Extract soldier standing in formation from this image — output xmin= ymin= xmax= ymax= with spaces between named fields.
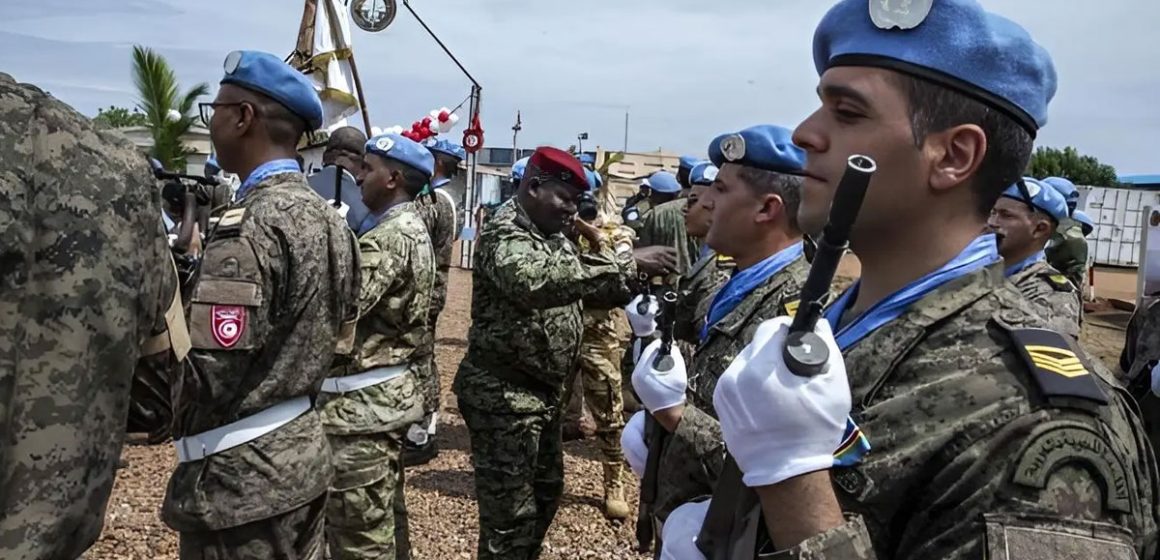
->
xmin=666 ymin=1 xmax=1160 ymax=558
xmin=407 ymin=138 xmax=465 ymax=465
xmin=988 ymin=178 xmax=1081 ymax=339
xmin=317 ymin=133 xmax=434 ymax=560
xmin=0 ymin=72 xmax=187 ymax=560
xmin=307 ymin=125 xmax=370 ymax=231
xmin=674 ymin=161 xmax=733 ymax=352
xmin=162 ymin=50 xmax=359 ymax=559
xmin=453 ymin=147 xmax=675 ymax=559
xmin=626 ymin=125 xmax=814 ymax=522
xmin=1043 ymin=175 xmax=1093 ymax=294
xmin=635 ymin=170 xmax=699 ymax=274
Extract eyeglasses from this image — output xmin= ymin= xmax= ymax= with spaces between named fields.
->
xmin=198 ymin=102 xmax=247 ymax=127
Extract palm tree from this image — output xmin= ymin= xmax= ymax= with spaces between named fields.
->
xmin=131 ymin=45 xmax=209 ymax=171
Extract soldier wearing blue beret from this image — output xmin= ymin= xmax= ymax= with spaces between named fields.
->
xmin=677 ymin=155 xmax=701 ymax=190
xmin=317 ymin=132 xmax=435 ymax=559
xmin=673 ymin=161 xmax=730 ymax=349
xmin=404 ymin=137 xmax=466 ymax=468
xmin=164 ymin=50 xmax=360 ymax=559
xmin=635 ymin=170 xmax=698 ymax=275
xmin=989 ymin=178 xmax=1081 ymax=339
xmin=675 ymin=2 xmax=1159 ymax=559
xmin=626 ymin=125 xmax=816 ymax=533
xmin=1041 ymin=176 xmax=1093 ymax=293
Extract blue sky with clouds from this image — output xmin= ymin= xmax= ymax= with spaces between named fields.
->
xmin=2 ymin=0 xmax=1157 ymax=174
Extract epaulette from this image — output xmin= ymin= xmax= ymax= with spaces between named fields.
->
xmin=1041 ymin=272 xmax=1074 ymax=292
xmin=211 ymin=207 xmax=247 ymax=239
xmin=1007 ymin=327 xmax=1108 ymax=408
xmin=715 ymin=254 xmax=736 ymax=268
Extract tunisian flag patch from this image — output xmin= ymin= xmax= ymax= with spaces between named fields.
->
xmin=211 ymin=305 xmax=246 ymax=348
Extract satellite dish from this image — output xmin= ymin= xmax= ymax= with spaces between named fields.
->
xmin=351 ymin=0 xmax=398 ymax=32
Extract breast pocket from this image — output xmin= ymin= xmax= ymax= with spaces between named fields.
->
xmin=189 ymin=238 xmax=265 ymax=351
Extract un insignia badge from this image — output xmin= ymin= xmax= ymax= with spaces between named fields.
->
xmin=376 ymin=136 xmax=395 ymax=153
xmin=703 ymin=166 xmax=719 ymax=182
xmin=223 ymin=51 xmax=242 ymax=74
xmin=721 ymin=134 xmax=746 ymax=162
xmin=869 ymin=0 xmax=933 ymax=30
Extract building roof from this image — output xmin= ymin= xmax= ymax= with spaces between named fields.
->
xmin=1119 ymin=174 xmax=1160 ymax=186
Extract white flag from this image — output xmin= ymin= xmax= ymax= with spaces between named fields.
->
xmin=291 ymin=0 xmax=360 ymax=131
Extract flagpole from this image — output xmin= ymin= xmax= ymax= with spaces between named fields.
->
xmin=346 ymin=52 xmax=373 ymax=137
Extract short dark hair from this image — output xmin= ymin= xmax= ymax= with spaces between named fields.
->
xmin=736 ymin=166 xmax=804 ymax=233
xmin=433 ymin=152 xmax=460 ymax=178
xmin=327 ymin=126 xmax=367 ymax=155
xmin=890 ymin=73 xmax=1034 ymax=218
xmin=248 ymin=93 xmax=308 ymax=148
xmin=383 ymin=159 xmax=429 ymax=198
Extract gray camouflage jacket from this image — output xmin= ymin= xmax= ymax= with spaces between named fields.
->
xmin=1009 ymin=258 xmax=1081 ymax=340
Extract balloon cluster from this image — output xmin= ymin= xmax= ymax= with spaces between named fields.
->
xmin=372 ymin=107 xmax=461 ymax=142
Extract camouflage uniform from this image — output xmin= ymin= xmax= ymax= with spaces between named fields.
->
xmin=1046 ymin=218 xmax=1088 ymax=294
xmin=1121 ymin=298 xmax=1160 ymax=472
xmin=319 ymin=201 xmax=433 ymax=560
xmin=0 ymin=74 xmax=186 ymax=560
xmin=654 ymin=255 xmax=808 ymax=520
xmin=674 ymin=249 xmax=735 ymax=351
xmin=563 ymin=220 xmax=636 ymax=512
xmin=415 ymin=183 xmax=457 ymax=434
xmin=1008 ymin=259 xmax=1081 ymax=340
xmin=162 ymin=171 xmax=359 ymax=559
xmin=453 ymin=199 xmax=636 ymax=560
xmin=636 ymin=198 xmax=699 ymax=275
xmin=706 ymin=265 xmax=1160 ymax=559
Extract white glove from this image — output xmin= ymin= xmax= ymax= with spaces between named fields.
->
xmin=631 ymin=338 xmax=645 ymax=365
xmin=713 ymin=316 xmax=851 ymax=487
xmin=660 ymin=500 xmax=710 ymax=560
xmin=327 ymin=200 xmax=351 ymax=218
xmin=626 ymin=294 xmax=660 ymax=337
xmin=1151 ymin=363 xmax=1160 ymax=397
xmin=622 ymin=411 xmax=649 ymax=478
xmin=632 ymin=339 xmax=687 ymax=413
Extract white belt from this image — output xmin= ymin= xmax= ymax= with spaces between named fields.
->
xmin=174 ymin=396 xmax=312 ymax=463
xmin=319 ymin=364 xmax=408 ymax=394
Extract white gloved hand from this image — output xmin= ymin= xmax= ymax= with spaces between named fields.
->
xmin=713 ymin=316 xmax=851 ymax=487
xmin=631 ymin=337 xmax=646 ymax=365
xmin=660 ymin=500 xmax=710 ymax=560
xmin=621 ymin=411 xmax=649 ymax=478
xmin=1151 ymin=363 xmax=1160 ymax=397
xmin=632 ymin=339 xmax=687 ymax=413
xmin=626 ymin=294 xmax=660 ymax=337
xmin=327 ymin=200 xmax=351 ymax=218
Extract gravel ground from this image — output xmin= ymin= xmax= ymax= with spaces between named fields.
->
xmin=87 ymin=268 xmax=1131 ymax=559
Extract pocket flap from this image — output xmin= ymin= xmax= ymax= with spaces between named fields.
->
xmin=193 ymin=280 xmax=263 ymax=307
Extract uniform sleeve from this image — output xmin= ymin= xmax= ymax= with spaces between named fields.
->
xmin=487 ymin=231 xmax=632 ymax=309
xmin=769 ymin=406 xmax=1154 ymax=560
xmin=657 ymin=403 xmax=728 ymax=519
xmin=357 ymin=232 xmax=406 ymax=316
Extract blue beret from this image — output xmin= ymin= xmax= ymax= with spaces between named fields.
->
xmin=584 ymin=169 xmax=603 ymax=191
xmin=220 ymin=50 xmax=323 ymax=130
xmin=578 ymin=153 xmax=596 ymax=166
xmin=365 ymin=133 xmax=434 ymax=177
xmin=813 ymin=0 xmax=1056 ymax=134
xmin=1072 ymin=210 xmax=1094 ymax=237
xmin=708 ymin=124 xmax=806 ymax=176
xmin=425 ymin=138 xmax=466 ymax=161
xmin=205 ymin=156 xmax=220 ymax=173
xmin=1041 ymin=176 xmax=1079 ymax=211
xmin=512 ymin=157 xmax=529 ymax=182
xmin=689 ymin=162 xmax=719 ymax=186
xmin=648 ymin=171 xmax=681 ymax=193
xmin=678 ymin=156 xmax=701 ymax=173
xmin=1001 ymin=177 xmax=1068 ymax=223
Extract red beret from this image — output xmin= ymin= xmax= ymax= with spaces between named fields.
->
xmin=528 ymin=146 xmax=589 ymax=191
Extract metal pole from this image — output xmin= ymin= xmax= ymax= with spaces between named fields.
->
xmin=346 ymin=54 xmax=374 ymax=137
xmin=402 ymin=0 xmax=480 ymax=88
xmin=624 ymin=110 xmax=630 ymax=153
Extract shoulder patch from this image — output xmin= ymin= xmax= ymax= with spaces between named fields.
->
xmin=1044 ymin=273 xmax=1074 ymax=292
xmin=783 ymin=299 xmax=800 ymax=318
xmin=211 ymin=207 xmax=247 ymax=239
xmin=1010 ymin=421 xmax=1131 ymax=513
xmin=715 ymin=254 xmax=735 ymax=268
xmin=1008 ymin=328 xmax=1107 ymax=406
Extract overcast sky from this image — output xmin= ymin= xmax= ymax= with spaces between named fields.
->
xmin=1 ymin=0 xmax=1156 ymax=174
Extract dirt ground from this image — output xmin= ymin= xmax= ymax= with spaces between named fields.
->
xmin=87 ymin=267 xmax=1133 ymax=559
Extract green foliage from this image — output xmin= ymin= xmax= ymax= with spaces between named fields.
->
xmin=92 ymin=105 xmax=148 ymax=128
xmin=131 ymin=45 xmax=210 ymax=171
xmin=1026 ymin=146 xmax=1119 ymax=187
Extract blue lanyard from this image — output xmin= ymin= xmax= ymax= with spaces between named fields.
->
xmin=357 ymin=201 xmax=406 ymax=236
xmin=236 ymin=159 xmax=301 ymax=200
xmin=823 ymin=234 xmax=1000 ymax=350
xmin=701 ymin=242 xmax=803 ymax=342
xmin=1004 ymin=250 xmax=1045 ymax=277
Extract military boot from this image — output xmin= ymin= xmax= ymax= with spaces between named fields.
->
xmin=602 ymin=462 xmax=630 ymax=520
